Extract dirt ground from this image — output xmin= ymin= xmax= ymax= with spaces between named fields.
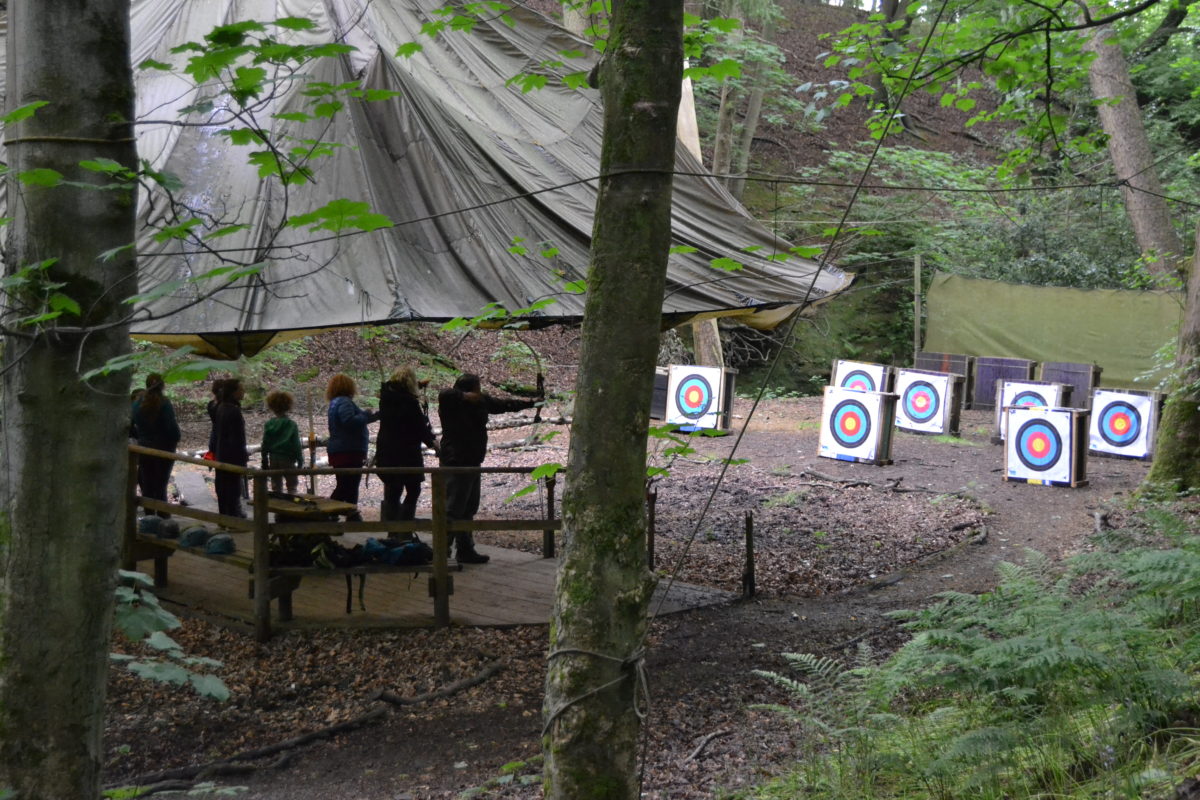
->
xmin=105 ymin=383 xmax=1151 ymax=799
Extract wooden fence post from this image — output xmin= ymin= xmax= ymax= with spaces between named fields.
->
xmin=646 ymin=487 xmax=657 ymax=570
xmin=742 ymin=510 xmax=756 ymax=599
xmin=542 ymin=475 xmax=557 ymax=558
xmin=430 ymin=471 xmax=450 ymax=626
xmin=122 ymin=450 xmax=139 ymax=572
xmin=252 ymin=472 xmax=271 ymax=642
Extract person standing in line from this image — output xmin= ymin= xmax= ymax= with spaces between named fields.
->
xmin=205 ymin=377 xmax=227 ymax=458
xmin=131 ymin=373 xmax=181 ymax=512
xmin=325 ymin=373 xmax=378 ymax=521
xmin=213 ymin=378 xmax=248 ymax=518
xmin=437 ymin=373 xmax=540 ymax=564
xmin=261 ymin=390 xmax=304 ymax=494
xmin=376 ymin=367 xmax=439 ymax=536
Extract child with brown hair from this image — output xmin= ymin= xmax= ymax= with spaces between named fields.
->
xmin=262 ymin=390 xmax=304 ymax=494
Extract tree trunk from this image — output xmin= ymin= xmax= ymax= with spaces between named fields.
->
xmin=542 ymin=2 xmax=683 ymax=798
xmin=1085 ymin=23 xmax=1186 ymax=279
xmin=709 ymin=0 xmax=740 ymax=186
xmin=1146 ymin=224 xmax=1200 ymax=493
xmin=729 ymin=76 xmax=764 ymax=200
xmin=0 ymin=2 xmax=138 ymax=798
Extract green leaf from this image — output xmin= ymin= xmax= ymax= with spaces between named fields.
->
xmin=562 ymin=71 xmax=590 ymax=90
xmin=48 ymin=293 xmax=80 ymax=316
xmin=273 ymin=111 xmax=312 ymax=123
xmin=145 ymin=631 xmax=183 ymax=654
xmin=396 ymin=41 xmax=424 ymax=58
xmin=128 ymin=660 xmax=190 ymax=686
xmin=231 ymin=66 xmax=267 ymax=102
xmin=954 ymin=97 xmax=976 ymax=112
xmin=563 ymin=280 xmax=587 ymax=294
xmin=202 ymin=224 xmax=252 ymax=240
xmin=708 ymin=58 xmax=741 ymax=81
xmin=272 ymin=16 xmax=317 ymax=31
xmin=287 ymin=198 xmax=393 ymax=233
xmin=221 ymin=127 xmax=265 ymax=146
xmin=363 ymin=89 xmax=403 ymax=102
xmin=790 ymin=245 xmax=824 ymax=259
xmin=710 ymin=257 xmax=743 ymax=272
xmin=189 ymin=673 xmax=231 ymax=702
xmin=163 ymin=358 xmax=237 ymax=383
xmin=670 ymin=245 xmax=699 ymax=254
xmin=18 ymin=168 xmax=63 ymax=187
xmin=79 ymin=158 xmax=129 ymax=175
xmin=313 ymin=100 xmax=344 ymax=118
xmin=2 ymin=100 xmax=49 ymax=125
xmin=531 ymin=463 xmax=562 ymax=480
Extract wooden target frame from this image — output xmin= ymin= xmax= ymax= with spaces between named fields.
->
xmin=894 ymin=368 xmax=963 ymax=435
xmin=818 ymin=386 xmax=898 ymax=465
xmin=992 ymin=380 xmax=1072 ymax=443
xmin=1089 ymin=388 xmax=1160 ymax=460
xmin=1003 ymin=406 xmax=1089 ymax=487
xmin=831 ymin=359 xmax=895 ymax=394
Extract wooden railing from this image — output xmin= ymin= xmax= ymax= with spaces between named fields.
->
xmin=123 ymin=445 xmax=560 ymax=640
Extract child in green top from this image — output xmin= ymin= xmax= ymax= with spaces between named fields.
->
xmin=262 ymin=390 xmax=304 ymax=493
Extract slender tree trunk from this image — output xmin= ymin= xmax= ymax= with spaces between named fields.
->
xmin=542 ymin=2 xmax=683 ymax=798
xmin=0 ymin=2 xmax=138 ymax=797
xmin=729 ymin=73 xmax=764 ymax=200
xmin=1146 ymin=224 xmax=1200 ymax=493
xmin=1085 ymin=23 xmax=1186 ymax=279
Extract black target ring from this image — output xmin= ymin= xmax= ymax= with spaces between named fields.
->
xmin=840 ymin=369 xmax=877 ymax=392
xmin=1098 ymin=401 xmax=1142 ymax=447
xmin=674 ymin=374 xmax=714 ymax=420
xmin=901 ymin=380 xmax=940 ymax=424
xmin=830 ymin=398 xmax=872 ymax=449
xmin=1014 ymin=418 xmax=1063 ymax=472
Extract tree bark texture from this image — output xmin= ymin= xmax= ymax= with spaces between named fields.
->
xmin=1085 ymin=24 xmax=1186 ymax=279
xmin=1146 ymin=223 xmax=1200 ymax=493
xmin=542 ymin=2 xmax=683 ymax=798
xmin=0 ymin=1 xmax=137 ymax=797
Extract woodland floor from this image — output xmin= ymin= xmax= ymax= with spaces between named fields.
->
xmin=103 ymin=327 xmax=1155 ymax=799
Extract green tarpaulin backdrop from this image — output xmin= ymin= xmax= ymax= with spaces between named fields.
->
xmin=923 ymin=272 xmax=1183 ymax=388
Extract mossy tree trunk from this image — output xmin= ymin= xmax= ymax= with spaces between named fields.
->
xmin=542 ymin=2 xmax=683 ymax=798
xmin=0 ymin=1 xmax=137 ymax=797
xmin=1146 ymin=224 xmax=1200 ymax=493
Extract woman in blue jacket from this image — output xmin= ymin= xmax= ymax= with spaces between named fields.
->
xmin=326 ymin=373 xmax=378 ymax=518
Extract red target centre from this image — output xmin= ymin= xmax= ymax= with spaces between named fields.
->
xmin=913 ymin=395 xmax=930 ymax=411
xmin=685 ymin=387 xmax=703 ymax=407
xmin=841 ymin=416 xmax=860 ymax=433
xmin=1029 ymin=434 xmax=1049 ymax=455
xmin=1111 ymin=415 xmax=1130 ymax=433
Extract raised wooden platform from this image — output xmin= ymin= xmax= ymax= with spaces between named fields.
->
xmin=151 ymin=467 xmax=733 ymax=632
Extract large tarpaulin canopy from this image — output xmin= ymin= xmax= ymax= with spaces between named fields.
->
xmin=923 ymin=272 xmax=1183 ymax=387
xmin=0 ymin=0 xmax=849 ymax=358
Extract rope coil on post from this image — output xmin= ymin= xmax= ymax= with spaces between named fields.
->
xmin=542 ymin=647 xmax=650 ymax=736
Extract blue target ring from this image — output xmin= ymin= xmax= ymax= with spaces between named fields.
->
xmin=1011 ymin=390 xmax=1048 ymax=408
xmin=1098 ymin=401 xmax=1141 ymax=447
xmin=674 ymin=374 xmax=714 ymax=420
xmin=1015 ymin=419 xmax=1062 ymax=472
xmin=901 ymin=380 xmax=940 ymax=424
xmin=831 ymin=399 xmax=871 ymax=448
xmin=840 ymin=369 xmax=877 ymax=392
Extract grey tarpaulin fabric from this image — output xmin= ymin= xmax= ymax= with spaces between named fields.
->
xmin=0 ymin=1 xmax=849 ymax=358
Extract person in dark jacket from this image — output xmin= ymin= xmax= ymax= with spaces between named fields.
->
xmin=437 ymin=373 xmax=539 ymax=563
xmin=213 ymin=378 xmax=248 ymax=518
xmin=205 ymin=377 xmax=228 ymax=457
xmin=376 ymin=367 xmax=439 ymax=531
xmin=326 ymin=373 xmax=378 ymax=518
xmin=131 ymin=373 xmax=181 ymax=511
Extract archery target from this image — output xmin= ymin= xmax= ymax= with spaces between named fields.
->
xmin=1090 ymin=389 xmax=1156 ymax=458
xmin=894 ymin=369 xmax=954 ymax=433
xmin=1005 ymin=406 xmax=1074 ymax=484
xmin=995 ymin=381 xmax=1070 ymax=441
xmin=833 ymin=360 xmax=891 ymax=394
xmin=819 ymin=386 xmax=896 ymax=463
xmin=666 ymin=365 xmax=725 ymax=429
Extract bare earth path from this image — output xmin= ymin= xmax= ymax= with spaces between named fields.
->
xmin=106 ymin=397 xmax=1149 ymax=799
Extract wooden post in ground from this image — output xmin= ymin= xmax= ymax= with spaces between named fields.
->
xmin=646 ymin=487 xmax=658 ymax=570
xmin=122 ymin=451 xmax=140 ymax=572
xmin=543 ymin=475 xmax=557 ymax=558
xmin=430 ymin=472 xmax=450 ymax=626
xmin=913 ymin=253 xmax=922 ymax=363
xmin=252 ymin=472 xmax=271 ymax=642
xmin=742 ymin=510 xmax=755 ymax=599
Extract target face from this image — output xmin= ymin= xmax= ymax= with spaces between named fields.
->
xmin=1089 ymin=389 xmax=1157 ymax=458
xmin=674 ymin=375 xmax=713 ymax=420
xmin=833 ymin=360 xmax=891 ymax=394
xmin=1011 ymin=390 xmax=1048 ymax=408
xmin=665 ymin=365 xmax=726 ymax=429
xmin=831 ymin=399 xmax=872 ymax=448
xmin=1097 ymin=401 xmax=1141 ymax=447
xmin=840 ymin=370 xmax=877 ymax=392
xmin=1005 ymin=406 xmax=1076 ymax=484
xmin=819 ymin=385 xmax=896 ymax=463
xmin=901 ymin=380 xmax=940 ymax=424
xmin=1014 ymin=419 xmax=1063 ymax=471
xmin=996 ymin=381 xmax=1069 ymax=441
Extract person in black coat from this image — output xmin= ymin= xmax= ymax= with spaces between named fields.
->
xmin=376 ymin=367 xmax=439 ymax=532
xmin=131 ymin=373 xmax=181 ymax=511
xmin=212 ymin=378 xmax=248 ymax=518
xmin=437 ymin=373 xmax=539 ymax=563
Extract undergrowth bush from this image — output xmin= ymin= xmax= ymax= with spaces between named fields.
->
xmin=751 ymin=503 xmax=1200 ymax=799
